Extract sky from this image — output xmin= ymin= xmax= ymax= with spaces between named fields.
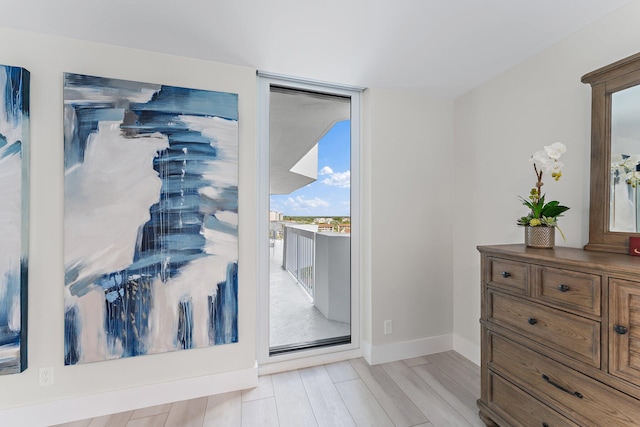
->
xmin=270 ymin=119 xmax=350 ymax=217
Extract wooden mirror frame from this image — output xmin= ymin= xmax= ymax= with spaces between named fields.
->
xmin=583 ymin=52 xmax=640 ymax=253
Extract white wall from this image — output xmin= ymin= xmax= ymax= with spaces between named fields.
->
xmin=0 ymin=27 xmax=257 ymax=420
xmin=452 ymin=0 xmax=640 ymax=364
xmin=366 ymin=88 xmax=455 ymax=363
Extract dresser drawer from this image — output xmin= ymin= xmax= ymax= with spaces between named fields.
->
xmin=490 ymin=332 xmax=640 ymax=426
xmin=536 ymin=266 xmax=601 ymax=316
xmin=488 ymin=371 xmax=579 ymax=427
xmin=489 ymin=291 xmax=600 ymax=367
xmin=489 ymin=258 xmax=528 ymax=294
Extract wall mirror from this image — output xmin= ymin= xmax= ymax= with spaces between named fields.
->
xmin=583 ymin=52 xmax=640 ymax=253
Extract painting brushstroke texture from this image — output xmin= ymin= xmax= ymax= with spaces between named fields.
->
xmin=63 ymin=73 xmax=238 ymax=364
xmin=0 ymin=65 xmax=29 ymax=375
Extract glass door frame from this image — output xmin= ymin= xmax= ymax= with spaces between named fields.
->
xmin=257 ymin=72 xmax=362 ymax=366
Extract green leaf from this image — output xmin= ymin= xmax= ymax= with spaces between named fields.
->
xmin=541 ymin=203 xmax=570 ymax=218
xmin=519 ymin=197 xmax=534 ymax=210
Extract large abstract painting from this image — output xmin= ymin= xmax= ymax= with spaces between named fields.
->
xmin=63 ymin=73 xmax=238 ymax=365
xmin=0 ymin=65 xmax=29 ymax=375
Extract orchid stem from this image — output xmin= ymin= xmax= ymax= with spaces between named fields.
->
xmin=534 ymin=164 xmax=543 ymax=203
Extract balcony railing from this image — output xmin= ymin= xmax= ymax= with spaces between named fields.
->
xmin=279 ymin=223 xmax=351 ymax=324
xmin=283 ymin=225 xmax=316 ymax=298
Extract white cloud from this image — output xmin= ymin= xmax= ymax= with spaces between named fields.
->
xmin=322 ymin=170 xmax=350 ymax=188
xmin=319 ymin=166 xmax=333 ymax=175
xmin=286 ymin=196 xmax=330 ymax=211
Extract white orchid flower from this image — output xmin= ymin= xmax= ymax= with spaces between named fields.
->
xmin=611 ymin=153 xmax=630 ymax=174
xmin=544 ymin=142 xmax=567 ymax=160
xmin=626 ymin=170 xmax=640 ymax=188
xmin=530 ymin=150 xmax=551 ymax=165
xmin=549 ymin=161 xmax=564 ymax=174
xmin=611 ymin=153 xmax=640 ymax=174
xmin=626 ymin=154 xmax=640 ymax=169
xmin=612 ymin=153 xmax=624 ymax=171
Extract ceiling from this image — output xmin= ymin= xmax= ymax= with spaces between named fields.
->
xmin=0 ymin=0 xmax=633 ymax=97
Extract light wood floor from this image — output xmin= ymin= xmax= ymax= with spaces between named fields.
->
xmin=52 ymin=351 xmax=482 ymax=427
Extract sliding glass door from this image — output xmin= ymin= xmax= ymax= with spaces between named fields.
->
xmin=258 ymin=75 xmax=361 ymax=363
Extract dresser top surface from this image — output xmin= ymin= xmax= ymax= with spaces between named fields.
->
xmin=478 ymin=244 xmax=640 ymax=275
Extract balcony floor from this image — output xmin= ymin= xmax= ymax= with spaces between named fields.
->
xmin=269 ymin=239 xmax=350 ymax=348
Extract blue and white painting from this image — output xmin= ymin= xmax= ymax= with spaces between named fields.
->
xmin=0 ymin=65 xmax=29 ymax=375
xmin=63 ymin=73 xmax=238 ymax=365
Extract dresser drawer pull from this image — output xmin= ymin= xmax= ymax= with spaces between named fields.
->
xmin=557 ymin=284 xmax=570 ymax=292
xmin=528 ymin=317 xmax=538 ymax=325
xmin=542 ymin=374 xmax=583 ymax=398
xmin=542 ymin=423 xmax=549 ymax=427
xmin=614 ymin=325 xmax=628 ymax=335
xmin=501 ymin=271 xmax=511 ymax=278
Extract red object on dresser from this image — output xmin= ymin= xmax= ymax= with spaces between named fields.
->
xmin=629 ymin=237 xmax=640 ymax=256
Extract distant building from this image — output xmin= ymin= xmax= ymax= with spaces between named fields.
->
xmin=269 ymin=211 xmax=283 ymax=221
xmin=317 ymin=223 xmax=334 ymax=232
xmin=337 ymin=223 xmax=351 ymax=233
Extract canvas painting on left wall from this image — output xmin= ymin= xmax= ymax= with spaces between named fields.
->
xmin=0 ymin=65 xmax=29 ymax=375
xmin=63 ymin=73 xmax=239 ymax=365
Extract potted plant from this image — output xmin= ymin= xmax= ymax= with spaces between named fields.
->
xmin=517 ymin=142 xmax=570 ymax=248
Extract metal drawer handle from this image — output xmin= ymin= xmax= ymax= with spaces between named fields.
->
xmin=501 ymin=271 xmax=511 ymax=278
xmin=542 ymin=423 xmax=549 ymax=427
xmin=614 ymin=325 xmax=628 ymax=335
xmin=528 ymin=317 xmax=538 ymax=325
xmin=558 ymin=284 xmax=570 ymax=292
xmin=542 ymin=374 xmax=583 ymax=399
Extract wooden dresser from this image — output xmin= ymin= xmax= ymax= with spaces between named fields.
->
xmin=478 ymin=244 xmax=640 ymax=426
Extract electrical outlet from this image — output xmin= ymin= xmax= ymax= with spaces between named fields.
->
xmin=39 ymin=367 xmax=54 ymax=386
xmin=384 ymin=320 xmax=392 ymax=335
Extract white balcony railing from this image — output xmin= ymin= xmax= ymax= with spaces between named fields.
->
xmin=283 ymin=225 xmax=316 ymax=298
xmin=281 ymin=223 xmax=351 ymax=324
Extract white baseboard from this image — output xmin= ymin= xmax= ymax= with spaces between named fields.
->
xmin=453 ymin=334 xmax=480 ymax=366
xmin=258 ymin=348 xmax=362 ymax=376
xmin=1 ymin=364 xmax=258 ymax=427
xmin=366 ymin=334 xmax=453 ymax=365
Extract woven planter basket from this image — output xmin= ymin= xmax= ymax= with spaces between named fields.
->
xmin=525 ymin=226 xmax=555 ymax=248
